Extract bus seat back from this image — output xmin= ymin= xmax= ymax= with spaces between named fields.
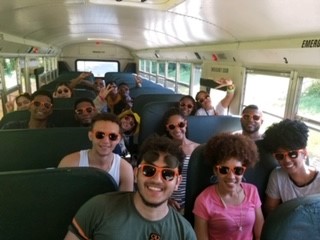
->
xmin=104 ymin=72 xmax=175 ymax=98
xmin=132 ymin=93 xmax=183 ymax=116
xmin=0 ymin=167 xmax=118 ymax=240
xmin=184 ymin=144 xmax=212 ymax=226
xmin=0 ymin=109 xmax=79 ymax=128
xmin=138 ymin=101 xmax=177 ymax=145
xmin=186 ymin=115 xmax=242 ymax=144
xmin=261 ymin=194 xmax=320 ymax=240
xmin=244 ymin=139 xmax=278 ymax=204
xmin=0 ymin=127 xmax=91 ymax=171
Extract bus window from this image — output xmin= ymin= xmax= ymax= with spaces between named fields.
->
xmin=75 ymin=60 xmax=119 ymax=77
xmin=177 ymin=63 xmax=191 ymax=95
xmin=158 ymin=62 xmax=165 ymax=77
xmin=243 ymin=71 xmax=291 ymax=132
xmin=4 ymin=58 xmax=18 ymax=89
xmin=297 ymin=77 xmax=320 ymax=122
xmin=168 ymin=62 xmax=176 ymax=81
xmin=297 ymin=77 xmax=320 ymax=168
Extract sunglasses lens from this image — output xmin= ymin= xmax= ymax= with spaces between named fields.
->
xmin=33 ymin=101 xmax=41 ymax=107
xmin=162 ymin=169 xmax=176 ymax=181
xmin=234 ymin=167 xmax=245 ymax=175
xmin=142 ymin=165 xmax=156 ymax=177
xmin=252 ymin=115 xmax=260 ymax=121
xmin=57 ymin=90 xmax=62 ymax=94
xmin=168 ymin=124 xmax=175 ymax=130
xmin=95 ymin=131 xmax=105 ymax=139
xmin=218 ymin=166 xmax=229 ymax=174
xmin=108 ymin=133 xmax=118 ymax=141
xmin=75 ymin=109 xmax=83 ymax=115
xmin=242 ymin=114 xmax=250 ymax=120
xmin=288 ymin=150 xmax=299 ymax=158
xmin=64 ymin=89 xmax=69 ymax=93
xmin=274 ymin=153 xmax=284 ymax=161
xmin=178 ymin=122 xmax=185 ymax=128
xmin=86 ymin=107 xmax=93 ymax=113
xmin=44 ymin=103 xmax=51 ymax=109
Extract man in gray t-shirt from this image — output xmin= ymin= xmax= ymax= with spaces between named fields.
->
xmin=64 ymin=135 xmax=196 ymax=240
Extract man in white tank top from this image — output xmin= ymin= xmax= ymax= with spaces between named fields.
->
xmin=58 ymin=113 xmax=134 ymax=191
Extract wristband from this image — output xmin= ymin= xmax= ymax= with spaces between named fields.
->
xmin=227 ymin=84 xmax=235 ymax=94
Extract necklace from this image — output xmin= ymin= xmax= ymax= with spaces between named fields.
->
xmin=216 ymin=185 xmax=244 ymax=232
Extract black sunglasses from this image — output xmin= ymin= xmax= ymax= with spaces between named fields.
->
xmin=273 ymin=149 xmax=303 ymax=161
xmin=57 ymin=88 xmax=70 ymax=94
xmin=94 ymin=131 xmax=119 ymax=141
xmin=167 ymin=121 xmax=186 ymax=130
xmin=75 ymin=107 xmax=95 ymax=115
xmin=198 ymin=95 xmax=210 ymax=103
xmin=180 ymin=103 xmax=194 ymax=109
xmin=216 ymin=165 xmax=246 ymax=176
xmin=138 ymin=164 xmax=178 ymax=181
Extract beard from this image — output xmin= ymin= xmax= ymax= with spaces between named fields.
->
xmin=137 ymin=189 xmax=167 ymax=208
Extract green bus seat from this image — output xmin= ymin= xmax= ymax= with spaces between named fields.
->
xmin=0 ymin=167 xmax=117 ymax=240
xmin=0 ymin=109 xmax=79 ymax=128
xmin=186 ymin=115 xmax=242 ymax=144
xmin=138 ymin=101 xmax=178 ymax=145
xmin=132 ymin=93 xmax=183 ymax=116
xmin=0 ymin=127 xmax=91 ymax=171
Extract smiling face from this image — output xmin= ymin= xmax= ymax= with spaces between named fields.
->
xmin=16 ymin=96 xmax=31 ymax=111
xmin=74 ymin=101 xmax=97 ymax=126
xmin=88 ymin=120 xmax=121 ymax=157
xmin=166 ymin=114 xmax=187 ymax=141
xmin=196 ymin=91 xmax=212 ymax=110
xmin=55 ymin=84 xmax=72 ymax=98
xmin=273 ymin=147 xmax=307 ymax=175
xmin=120 ymin=114 xmax=136 ymax=133
xmin=29 ymin=95 xmax=53 ymax=121
xmin=134 ymin=152 xmax=181 ymax=208
xmin=215 ymin=158 xmax=245 ymax=193
xmin=241 ymin=108 xmax=263 ymax=134
xmin=179 ymin=97 xmax=195 ymax=117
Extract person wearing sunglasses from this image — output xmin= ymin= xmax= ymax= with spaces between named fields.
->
xmin=53 ymin=82 xmax=73 ymax=98
xmin=193 ymin=133 xmax=264 ymax=240
xmin=64 ymin=135 xmax=196 ymax=240
xmin=113 ymin=82 xmax=134 ymax=115
xmin=240 ymin=104 xmax=264 ymax=141
xmin=2 ymin=90 xmax=54 ymax=129
xmin=162 ymin=107 xmax=199 ymax=214
xmin=117 ymin=109 xmax=140 ymax=166
xmin=263 ymin=119 xmax=320 ymax=216
xmin=195 ymin=78 xmax=235 ymax=116
xmin=178 ymin=95 xmax=197 ymax=117
xmin=74 ymin=97 xmax=97 ymax=127
xmin=58 ymin=113 xmax=134 ymax=192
